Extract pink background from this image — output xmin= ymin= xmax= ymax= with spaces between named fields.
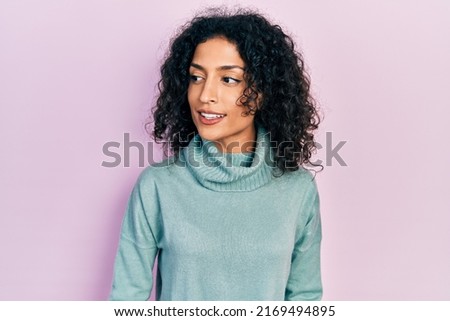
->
xmin=1 ymin=0 xmax=449 ymax=300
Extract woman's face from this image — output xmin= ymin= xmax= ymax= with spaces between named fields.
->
xmin=188 ymin=37 xmax=256 ymax=153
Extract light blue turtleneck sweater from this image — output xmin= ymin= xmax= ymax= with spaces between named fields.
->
xmin=109 ymin=126 xmax=322 ymax=300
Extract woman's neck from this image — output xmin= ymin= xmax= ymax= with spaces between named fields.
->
xmin=210 ymin=125 xmax=257 ymax=154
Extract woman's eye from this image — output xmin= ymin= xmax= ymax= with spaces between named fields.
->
xmin=189 ymin=75 xmax=202 ymax=83
xmin=223 ymin=77 xmax=241 ymax=84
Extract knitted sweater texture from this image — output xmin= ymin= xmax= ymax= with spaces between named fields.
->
xmin=109 ymin=126 xmax=322 ymax=300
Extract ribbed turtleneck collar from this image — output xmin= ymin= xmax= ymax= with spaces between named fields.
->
xmin=181 ymin=125 xmax=275 ymax=192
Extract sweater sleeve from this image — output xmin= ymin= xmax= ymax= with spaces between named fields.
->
xmin=109 ymin=173 xmax=160 ymax=301
xmin=285 ymin=179 xmax=323 ymax=301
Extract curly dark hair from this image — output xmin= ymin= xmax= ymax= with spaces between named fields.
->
xmin=149 ymin=7 xmax=321 ymax=174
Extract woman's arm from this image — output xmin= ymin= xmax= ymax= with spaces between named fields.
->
xmin=285 ymin=180 xmax=323 ymax=300
xmin=109 ymin=173 xmax=160 ymax=301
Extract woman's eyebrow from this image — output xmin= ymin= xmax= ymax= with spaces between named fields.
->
xmin=218 ymin=65 xmax=244 ymax=71
xmin=190 ymin=63 xmax=244 ymax=71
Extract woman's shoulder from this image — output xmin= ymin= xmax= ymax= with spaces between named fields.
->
xmin=281 ymin=166 xmax=316 ymax=181
xmin=135 ymin=156 xmax=185 ymax=186
xmin=280 ymin=167 xmax=320 ymax=195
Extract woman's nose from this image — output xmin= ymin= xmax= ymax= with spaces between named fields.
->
xmin=199 ymin=80 xmax=218 ymax=104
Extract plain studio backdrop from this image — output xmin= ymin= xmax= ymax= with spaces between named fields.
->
xmin=0 ymin=0 xmax=449 ymax=300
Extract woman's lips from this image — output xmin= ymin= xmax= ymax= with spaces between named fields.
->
xmin=198 ymin=112 xmax=226 ymax=125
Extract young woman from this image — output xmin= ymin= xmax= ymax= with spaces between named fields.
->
xmin=110 ymin=8 xmax=322 ymax=301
